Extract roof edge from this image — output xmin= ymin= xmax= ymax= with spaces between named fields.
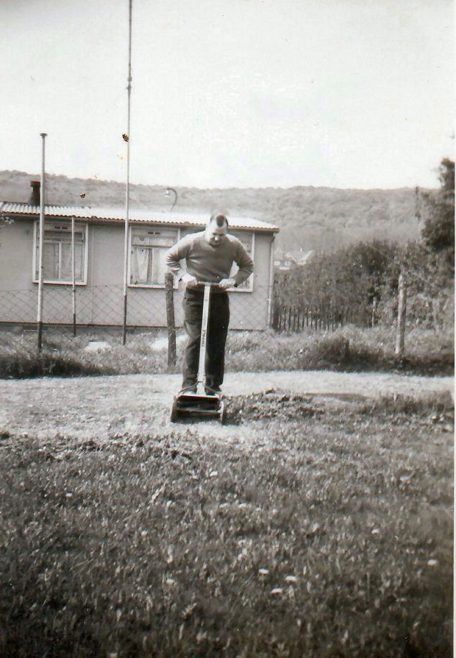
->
xmin=0 ymin=202 xmax=280 ymax=232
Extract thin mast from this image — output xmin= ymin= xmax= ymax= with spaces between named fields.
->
xmin=71 ymin=216 xmax=77 ymax=336
xmin=122 ymin=0 xmax=133 ymax=344
xmin=37 ymin=132 xmax=47 ymax=352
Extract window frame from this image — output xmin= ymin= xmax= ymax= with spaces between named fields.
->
xmin=32 ymin=219 xmax=88 ymax=285
xmin=128 ymin=226 xmax=181 ymax=289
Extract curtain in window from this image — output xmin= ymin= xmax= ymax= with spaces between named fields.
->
xmin=131 ymin=247 xmax=150 ymax=283
xmin=74 ymin=244 xmax=84 ymax=280
xmin=61 ymin=243 xmax=72 ymax=280
xmin=59 ymin=244 xmax=84 ymax=281
xmin=43 ymin=243 xmax=59 ymax=280
xmin=150 ymin=248 xmax=167 ymax=285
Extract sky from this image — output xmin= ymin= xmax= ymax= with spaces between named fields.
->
xmin=1 ymin=0 xmax=454 ymax=189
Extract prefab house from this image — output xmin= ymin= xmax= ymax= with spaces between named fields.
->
xmin=0 ymin=198 xmax=278 ymax=331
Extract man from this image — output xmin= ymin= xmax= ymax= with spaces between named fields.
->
xmin=166 ymin=212 xmax=254 ymax=395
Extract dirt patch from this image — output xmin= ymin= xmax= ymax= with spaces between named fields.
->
xmin=224 ymin=390 xmax=323 ymax=424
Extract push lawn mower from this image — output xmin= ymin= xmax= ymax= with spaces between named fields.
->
xmin=170 ymin=282 xmax=226 ymax=423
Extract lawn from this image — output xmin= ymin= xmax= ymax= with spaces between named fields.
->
xmin=0 ymin=391 xmax=452 ymax=657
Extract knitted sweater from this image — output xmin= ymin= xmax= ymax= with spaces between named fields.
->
xmin=166 ymin=231 xmax=254 ymax=289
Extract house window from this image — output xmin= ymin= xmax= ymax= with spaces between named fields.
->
xmin=130 ymin=227 xmax=178 ymax=287
xmin=34 ymin=220 xmax=87 ymax=284
xmin=230 ymin=230 xmax=254 ymax=292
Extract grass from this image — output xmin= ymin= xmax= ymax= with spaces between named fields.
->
xmin=0 ymin=325 xmax=453 ymax=379
xmin=226 ymin=326 xmax=454 ymax=376
xmin=0 ymin=393 xmax=452 ymax=657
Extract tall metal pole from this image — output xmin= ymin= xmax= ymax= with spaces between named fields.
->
xmin=71 ymin=216 xmax=77 ymax=336
xmin=122 ymin=0 xmax=133 ymax=345
xmin=37 ymin=132 xmax=47 ymax=352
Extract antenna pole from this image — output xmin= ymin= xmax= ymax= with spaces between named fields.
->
xmin=71 ymin=216 xmax=77 ymax=336
xmin=122 ymin=0 xmax=133 ymax=344
xmin=37 ymin=132 xmax=47 ymax=352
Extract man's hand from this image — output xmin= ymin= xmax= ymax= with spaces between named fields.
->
xmin=218 ymin=278 xmax=235 ymax=290
xmin=181 ymin=273 xmax=198 ymax=289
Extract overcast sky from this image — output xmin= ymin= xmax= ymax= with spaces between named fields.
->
xmin=1 ymin=0 xmax=454 ymax=189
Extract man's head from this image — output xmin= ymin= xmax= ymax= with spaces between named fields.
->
xmin=205 ymin=213 xmax=229 ymax=248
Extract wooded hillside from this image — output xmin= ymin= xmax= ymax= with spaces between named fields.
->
xmin=0 ymin=170 xmax=422 ymax=253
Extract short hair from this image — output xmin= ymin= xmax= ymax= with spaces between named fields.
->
xmin=208 ymin=212 xmax=229 ymax=228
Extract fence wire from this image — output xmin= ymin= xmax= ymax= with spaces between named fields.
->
xmin=0 ymin=283 xmax=274 ymax=331
xmin=0 ymin=282 xmax=274 ymax=359
xmin=0 ymin=277 xmax=450 ymax=373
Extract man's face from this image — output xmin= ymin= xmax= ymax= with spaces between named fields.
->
xmin=205 ymin=222 xmax=227 ymax=248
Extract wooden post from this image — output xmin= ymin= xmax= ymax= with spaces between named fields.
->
xmin=371 ymin=297 xmax=377 ymax=328
xmin=165 ymin=272 xmax=177 ymax=369
xmin=272 ymin=304 xmax=278 ymax=331
xmin=395 ymin=272 xmax=407 ymax=358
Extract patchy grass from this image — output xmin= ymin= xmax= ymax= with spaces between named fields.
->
xmin=0 ymin=329 xmax=166 ymax=379
xmin=0 ymin=351 xmax=108 ymax=379
xmin=0 ymin=394 xmax=452 ymax=657
xmin=226 ymin=326 xmax=454 ymax=376
xmin=0 ymin=324 xmax=453 ymax=379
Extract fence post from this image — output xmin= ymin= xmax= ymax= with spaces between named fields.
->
xmin=271 ymin=303 xmax=277 ymax=330
xmin=395 ymin=272 xmax=407 ymax=358
xmin=165 ymin=272 xmax=177 ymax=369
xmin=371 ymin=298 xmax=377 ymax=328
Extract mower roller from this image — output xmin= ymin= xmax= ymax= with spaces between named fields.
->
xmin=170 ymin=282 xmax=226 ymax=423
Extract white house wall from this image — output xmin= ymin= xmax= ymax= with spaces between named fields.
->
xmin=0 ymin=219 xmax=274 ymax=331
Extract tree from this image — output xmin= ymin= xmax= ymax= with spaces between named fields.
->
xmin=420 ymin=158 xmax=454 ymax=269
xmin=273 ymin=240 xmax=398 ymax=326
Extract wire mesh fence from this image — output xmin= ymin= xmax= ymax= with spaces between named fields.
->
xmin=0 ymin=281 xmax=276 ymax=361
xmin=1 ymin=283 xmax=376 ymax=336
xmin=0 ymin=279 xmax=406 ymax=340
xmin=0 ymin=281 xmax=274 ymax=332
xmin=2 ymin=276 xmax=447 ymax=377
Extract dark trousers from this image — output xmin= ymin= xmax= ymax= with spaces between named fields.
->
xmin=182 ymin=289 xmax=230 ymax=390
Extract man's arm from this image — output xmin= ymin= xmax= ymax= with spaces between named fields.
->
xmin=165 ymin=236 xmax=197 ymax=285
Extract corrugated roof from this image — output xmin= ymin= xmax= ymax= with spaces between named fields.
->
xmin=0 ymin=202 xmax=279 ymax=232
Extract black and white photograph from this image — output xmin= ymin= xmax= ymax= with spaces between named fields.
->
xmin=0 ymin=0 xmax=453 ymax=656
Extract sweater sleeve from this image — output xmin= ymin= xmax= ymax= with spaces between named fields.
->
xmin=165 ymin=235 xmax=191 ymax=280
xmin=233 ymin=240 xmax=254 ymax=286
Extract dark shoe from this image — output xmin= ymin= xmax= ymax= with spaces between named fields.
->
xmin=179 ymin=385 xmax=196 ymax=395
xmin=205 ymin=387 xmax=221 ymax=396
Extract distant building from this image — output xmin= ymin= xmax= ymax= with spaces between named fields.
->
xmin=0 ymin=182 xmax=279 ymax=331
xmin=274 ymin=250 xmax=314 ymax=271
